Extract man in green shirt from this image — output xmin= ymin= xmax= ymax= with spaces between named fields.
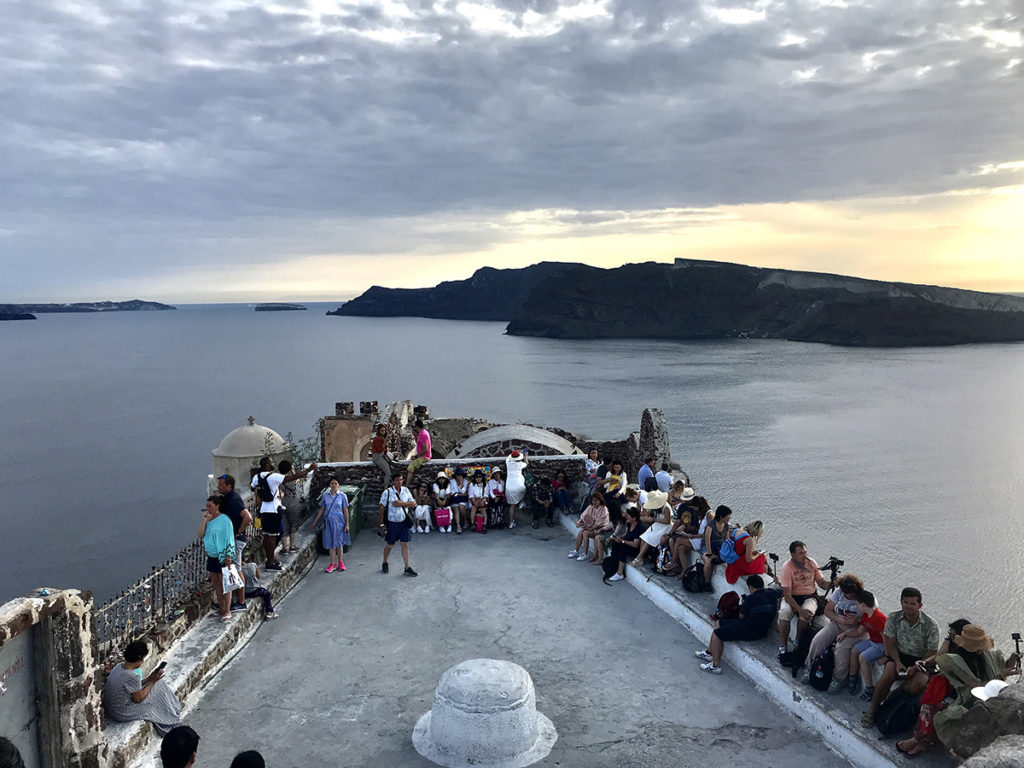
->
xmin=862 ymin=586 xmax=939 ymax=728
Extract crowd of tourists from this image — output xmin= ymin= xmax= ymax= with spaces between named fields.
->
xmin=94 ymin=423 xmax=1020 ymax=765
xmin=562 ymin=453 xmax=1022 ymax=759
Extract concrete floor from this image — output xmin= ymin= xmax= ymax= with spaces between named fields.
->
xmin=151 ymin=526 xmax=854 ymax=767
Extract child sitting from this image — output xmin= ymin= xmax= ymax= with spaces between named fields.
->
xmin=838 ymin=589 xmax=887 ymax=699
xmin=240 ymin=560 xmax=278 ymax=620
xmin=413 ymin=483 xmax=432 ymax=534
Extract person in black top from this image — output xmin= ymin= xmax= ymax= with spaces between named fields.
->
xmin=216 ymin=473 xmax=251 ymax=611
xmin=605 ymin=505 xmax=645 ymax=582
xmin=532 ymin=477 xmax=555 ymax=528
xmin=695 ymin=575 xmax=782 ymax=674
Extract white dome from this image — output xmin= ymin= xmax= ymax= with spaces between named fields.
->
xmin=213 ymin=416 xmax=288 ymax=458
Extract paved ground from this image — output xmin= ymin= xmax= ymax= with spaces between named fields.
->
xmin=142 ymin=525 xmax=854 ymax=767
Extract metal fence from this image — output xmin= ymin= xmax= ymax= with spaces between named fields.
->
xmin=94 ymin=537 xmax=209 ymax=655
xmin=94 ymin=481 xmax=315 ymax=657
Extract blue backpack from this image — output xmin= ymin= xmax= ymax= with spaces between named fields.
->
xmin=719 ymin=530 xmax=749 ymax=564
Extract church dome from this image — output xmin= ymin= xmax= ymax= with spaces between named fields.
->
xmin=213 ymin=416 xmax=288 ymax=458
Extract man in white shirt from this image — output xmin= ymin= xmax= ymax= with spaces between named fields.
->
xmin=655 ymin=463 xmax=673 ymax=493
xmin=378 ymin=475 xmax=418 ymax=576
xmin=251 ymin=456 xmax=316 ymax=570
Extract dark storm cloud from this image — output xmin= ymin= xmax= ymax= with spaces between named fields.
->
xmin=1 ymin=0 xmax=1023 ymax=294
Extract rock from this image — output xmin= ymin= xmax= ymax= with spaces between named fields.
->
xmin=961 ymin=735 xmax=1024 ymax=767
xmin=951 ymin=681 xmax=1024 ymax=758
xmin=0 ymin=312 xmax=35 ymax=321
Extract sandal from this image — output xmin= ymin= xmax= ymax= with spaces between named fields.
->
xmin=220 ymin=614 xmax=232 ymax=623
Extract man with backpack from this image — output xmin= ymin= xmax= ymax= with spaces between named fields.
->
xmin=777 ymin=541 xmax=832 ymax=658
xmin=251 ymin=457 xmax=317 ymax=570
xmin=695 ymin=575 xmax=782 ymax=674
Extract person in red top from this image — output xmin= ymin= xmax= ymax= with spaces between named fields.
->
xmin=724 ymin=520 xmax=766 ymax=584
xmin=370 ymin=424 xmax=392 ymax=486
xmin=837 ymin=590 xmax=887 ymax=699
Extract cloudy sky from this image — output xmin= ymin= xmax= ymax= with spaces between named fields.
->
xmin=3 ymin=0 xmax=1023 ymax=302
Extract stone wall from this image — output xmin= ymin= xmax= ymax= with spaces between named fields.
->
xmin=0 ymin=589 xmax=107 ymax=768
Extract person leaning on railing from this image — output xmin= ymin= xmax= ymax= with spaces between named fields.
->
xmin=198 ymin=494 xmax=236 ymax=623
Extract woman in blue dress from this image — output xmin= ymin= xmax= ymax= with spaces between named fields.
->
xmin=311 ymin=478 xmax=350 ymax=573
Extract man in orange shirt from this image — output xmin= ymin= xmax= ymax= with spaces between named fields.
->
xmin=777 ymin=540 xmax=832 ymax=656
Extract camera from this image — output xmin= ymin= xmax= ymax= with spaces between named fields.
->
xmin=768 ymin=552 xmax=779 ymax=562
xmin=823 ymin=556 xmax=845 ymax=570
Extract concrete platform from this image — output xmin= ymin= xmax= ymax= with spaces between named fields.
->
xmin=131 ymin=525 xmax=855 ymax=768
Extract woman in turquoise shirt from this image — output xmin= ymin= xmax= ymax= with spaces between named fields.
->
xmin=199 ymin=494 xmax=236 ymax=623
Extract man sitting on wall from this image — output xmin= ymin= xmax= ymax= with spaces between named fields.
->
xmin=861 ymin=587 xmax=940 ymax=728
xmin=777 ymin=540 xmax=832 ymax=658
xmin=695 ymin=574 xmax=782 ymax=674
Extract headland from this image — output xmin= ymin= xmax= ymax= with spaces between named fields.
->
xmin=0 ymin=300 xmax=175 ymax=314
xmin=331 ymin=259 xmax=1024 ymax=347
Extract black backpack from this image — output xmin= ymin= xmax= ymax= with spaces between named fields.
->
xmin=875 ymin=687 xmax=921 ymax=736
xmin=779 ymin=625 xmax=820 ymax=677
xmin=256 ymin=472 xmax=275 ymax=503
xmin=682 ymin=562 xmax=712 ymax=593
xmin=807 ymin=647 xmax=835 ymax=691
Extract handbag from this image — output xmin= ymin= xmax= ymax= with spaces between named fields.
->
xmin=221 ymin=563 xmax=244 ymax=592
xmin=389 ymin=488 xmax=415 ymax=528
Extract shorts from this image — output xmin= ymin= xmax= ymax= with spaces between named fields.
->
xmin=778 ymin=595 xmax=818 ymax=623
xmin=450 ymin=494 xmax=468 ymax=506
xmin=890 ymin=651 xmax=922 ymax=668
xmin=206 ymin=556 xmax=222 ymax=574
xmin=235 ymin=538 xmax=247 ymax=564
xmin=855 ymin=639 xmax=886 ymax=663
xmin=260 ymin=511 xmax=282 ymax=536
xmin=408 ymin=456 xmax=428 ymax=475
xmin=386 ymin=520 xmax=411 ymax=545
xmin=714 ymin=618 xmax=769 ymax=643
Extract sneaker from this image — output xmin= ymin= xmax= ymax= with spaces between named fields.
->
xmin=508 ymin=521 xmax=517 ymax=529
xmin=423 ymin=528 xmax=429 ymax=534
xmin=827 ymin=679 xmax=845 ymax=695
xmin=546 ymin=519 xmax=555 ymax=527
xmin=700 ymin=662 xmax=722 ymax=675
xmin=576 ymin=553 xmax=589 ymax=561
xmin=265 ymin=611 xmax=278 ymax=620
xmin=382 ymin=561 xmax=389 ymax=574
xmin=404 ymin=566 xmax=418 ymax=577
xmin=847 ymin=676 xmax=860 ymax=695
xmin=532 ymin=521 xmax=539 ymax=529
xmin=337 ymin=562 xmax=345 ymax=572
xmin=412 ymin=527 xmax=418 ymax=534
xmin=325 ymin=563 xmax=337 ymax=573
xmin=445 ymin=526 xmax=452 ymax=533
xmin=695 ymin=650 xmax=713 ymax=662
xmin=439 ymin=527 xmax=446 ymax=534
xmin=230 ymin=602 xmax=246 ymax=612
xmin=608 ymin=573 xmax=624 ymax=582
xmin=859 ymin=686 xmax=875 ymax=702
xmin=568 ymin=549 xmax=578 ymax=558
xmin=266 ymin=561 xmax=283 ymax=571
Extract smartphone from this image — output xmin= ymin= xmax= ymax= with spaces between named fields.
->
xmin=156 ymin=661 xmax=167 ymax=671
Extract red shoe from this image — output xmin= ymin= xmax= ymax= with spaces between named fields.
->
xmin=337 ymin=562 xmax=346 ymax=572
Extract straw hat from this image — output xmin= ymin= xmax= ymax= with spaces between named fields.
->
xmin=681 ymin=486 xmax=695 ymax=501
xmin=643 ymin=491 xmax=669 ymax=510
xmin=955 ymin=624 xmax=995 ymax=653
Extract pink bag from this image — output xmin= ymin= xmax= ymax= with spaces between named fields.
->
xmin=474 ymin=515 xmax=484 ymax=533
xmin=434 ymin=507 xmax=452 ymax=527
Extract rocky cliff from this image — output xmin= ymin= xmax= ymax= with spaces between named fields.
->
xmin=327 ymin=263 xmax=573 ymax=321
xmin=334 ymin=259 xmax=1024 ymax=347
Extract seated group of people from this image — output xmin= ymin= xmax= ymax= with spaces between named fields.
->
xmin=404 ymin=454 xmax=577 ymax=534
xmin=690 ymin=543 xmax=1021 ymax=758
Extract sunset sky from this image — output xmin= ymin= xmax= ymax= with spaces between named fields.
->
xmin=3 ymin=0 xmax=1023 ymax=302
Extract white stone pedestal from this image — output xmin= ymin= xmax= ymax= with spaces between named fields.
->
xmin=412 ymin=659 xmax=557 ymax=768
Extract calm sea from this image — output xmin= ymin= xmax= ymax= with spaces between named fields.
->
xmin=2 ymin=303 xmax=1022 ymax=643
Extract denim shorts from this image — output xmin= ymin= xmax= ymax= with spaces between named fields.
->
xmin=855 ymin=638 xmax=885 ymax=663
xmin=386 ymin=520 xmax=411 ymax=545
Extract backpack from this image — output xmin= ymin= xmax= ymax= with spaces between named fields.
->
xmin=718 ymin=530 xmax=749 ymax=564
xmin=256 ymin=472 xmax=275 ymax=503
xmin=710 ymin=591 xmax=740 ymax=621
xmin=807 ymin=647 xmax=835 ymax=691
xmin=779 ymin=625 xmax=820 ymax=677
xmin=682 ymin=562 xmax=712 ymax=593
xmin=875 ymin=687 xmax=921 ymax=736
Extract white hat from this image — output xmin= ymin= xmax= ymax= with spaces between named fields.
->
xmin=643 ymin=491 xmax=669 ymax=510
xmin=681 ymin=486 xmax=695 ymax=501
xmin=971 ymin=679 xmax=1009 ymax=702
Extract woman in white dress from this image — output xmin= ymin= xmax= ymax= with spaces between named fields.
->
xmin=631 ymin=491 xmax=672 ymax=566
xmin=504 ymin=449 xmax=529 ymax=530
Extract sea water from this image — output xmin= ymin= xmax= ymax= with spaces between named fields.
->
xmin=1 ymin=303 xmax=1022 ymax=644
